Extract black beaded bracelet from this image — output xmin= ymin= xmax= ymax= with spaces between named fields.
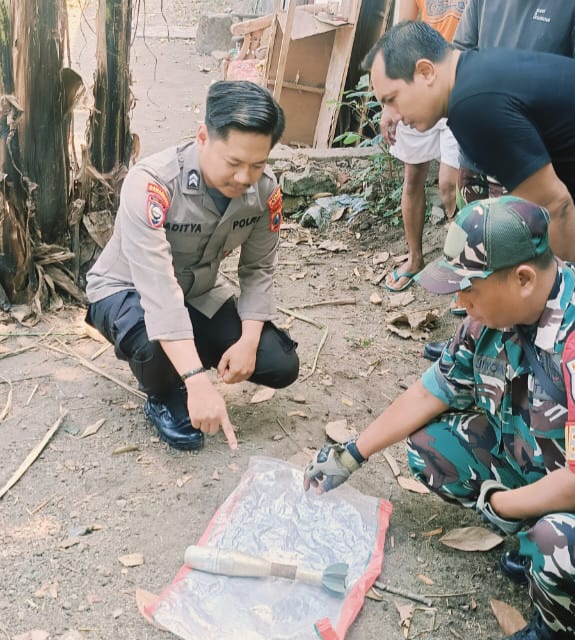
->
xmin=346 ymin=439 xmax=367 ymax=464
xmin=181 ymin=366 xmax=207 ymax=382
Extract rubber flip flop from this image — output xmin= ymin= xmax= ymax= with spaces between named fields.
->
xmin=384 ymin=269 xmax=417 ymax=292
xmin=450 ymin=293 xmax=467 ymax=316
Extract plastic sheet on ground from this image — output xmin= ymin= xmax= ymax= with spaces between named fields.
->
xmin=300 ymin=195 xmax=370 ymax=230
xmin=144 ymin=456 xmax=392 ymax=640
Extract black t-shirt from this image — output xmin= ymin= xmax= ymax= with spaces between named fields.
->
xmin=448 ymin=48 xmax=575 ymax=197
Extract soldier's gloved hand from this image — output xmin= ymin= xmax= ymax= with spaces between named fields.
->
xmin=303 ymin=440 xmax=366 ymax=493
xmin=476 ymin=479 xmax=526 ymax=536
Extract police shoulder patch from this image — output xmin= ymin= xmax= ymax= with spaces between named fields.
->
xmin=146 ymin=182 xmax=171 ymax=229
xmin=267 ymin=185 xmax=282 ymax=232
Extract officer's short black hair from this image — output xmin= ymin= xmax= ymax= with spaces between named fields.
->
xmin=205 ymin=81 xmax=285 ymax=147
xmin=362 ymin=20 xmax=452 ymax=81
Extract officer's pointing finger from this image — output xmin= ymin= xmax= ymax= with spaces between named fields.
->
xmin=221 ymin=415 xmax=238 ymax=450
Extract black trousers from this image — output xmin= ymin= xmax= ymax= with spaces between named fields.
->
xmin=86 ymin=290 xmax=299 ymax=398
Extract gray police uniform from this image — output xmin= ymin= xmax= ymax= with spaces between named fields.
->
xmin=86 ymin=141 xmax=298 ymax=398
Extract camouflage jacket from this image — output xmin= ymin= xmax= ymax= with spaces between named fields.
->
xmin=421 ymin=260 xmax=575 ymax=471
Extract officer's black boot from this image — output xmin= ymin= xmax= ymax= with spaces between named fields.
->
xmin=500 ymin=549 xmax=529 ymax=585
xmin=423 ymin=339 xmax=448 ymax=361
xmin=505 ymin=611 xmax=568 ymax=640
xmin=144 ymin=386 xmax=204 ymax=451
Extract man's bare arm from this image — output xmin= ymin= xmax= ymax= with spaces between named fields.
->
xmin=512 ymin=163 xmax=575 ymax=262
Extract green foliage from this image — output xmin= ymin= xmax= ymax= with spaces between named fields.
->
xmin=334 ymin=75 xmax=436 ymax=226
xmin=333 ymin=75 xmax=404 ymax=223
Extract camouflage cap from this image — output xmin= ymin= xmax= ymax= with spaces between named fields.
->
xmin=417 ymin=196 xmax=550 ymax=294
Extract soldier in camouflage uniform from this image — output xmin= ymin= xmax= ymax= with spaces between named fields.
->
xmin=304 ymin=196 xmax=575 ymax=639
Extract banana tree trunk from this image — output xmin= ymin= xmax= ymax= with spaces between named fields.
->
xmin=87 ymin=0 xmax=133 ymax=211
xmin=12 ymin=0 xmax=69 ymax=245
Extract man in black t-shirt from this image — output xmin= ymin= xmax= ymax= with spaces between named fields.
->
xmin=364 ymin=20 xmax=575 ymax=263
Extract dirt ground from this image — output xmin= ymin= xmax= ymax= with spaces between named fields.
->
xmin=0 ymin=2 xmax=534 ymax=639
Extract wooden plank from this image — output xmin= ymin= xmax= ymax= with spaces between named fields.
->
xmin=314 ymin=0 xmax=364 ymax=147
xmin=266 ymin=80 xmax=325 ymax=95
xmin=231 ymin=14 xmax=273 ymax=36
xmin=272 ymin=0 xmax=297 ymax=101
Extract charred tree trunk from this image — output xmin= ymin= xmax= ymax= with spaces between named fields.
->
xmin=87 ymin=0 xmax=133 ymax=212
xmin=13 ymin=0 xmax=69 ymax=245
xmin=0 ymin=0 xmax=32 ymax=306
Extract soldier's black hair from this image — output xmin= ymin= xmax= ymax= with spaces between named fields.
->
xmin=205 ymin=81 xmax=285 ymax=147
xmin=362 ymin=20 xmax=452 ymax=81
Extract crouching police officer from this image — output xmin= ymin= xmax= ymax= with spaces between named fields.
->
xmin=86 ymin=81 xmax=299 ymax=452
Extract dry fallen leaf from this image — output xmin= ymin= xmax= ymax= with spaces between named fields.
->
xmin=87 ymin=593 xmax=103 ymax=604
xmin=287 ymin=410 xmax=308 ymax=418
xmin=81 ymin=418 xmax=106 ymax=438
xmin=250 ymin=387 xmax=276 ymax=404
xmin=440 ymin=526 xmax=503 ymax=552
xmin=118 ymin=553 xmax=144 ymax=567
xmin=287 ymin=450 xmax=315 ymax=467
xmin=59 ymin=631 xmax=85 ymax=640
xmin=370 ymin=292 xmax=383 ymax=305
xmin=416 ymin=573 xmax=434 ymax=585
xmin=393 ymin=253 xmax=409 ymax=264
xmin=397 ymin=476 xmax=430 ymax=494
xmin=83 ymin=322 xmax=107 ymax=342
xmin=111 ymin=445 xmax=140 ymax=455
xmin=13 ymin=631 xmax=50 ymax=640
xmin=372 ymin=251 xmax=389 ymax=265
xmin=135 ymin=589 xmax=167 ymax=629
xmin=382 ymin=451 xmax=401 ymax=477
xmin=212 ymin=468 xmax=221 ymax=481
xmin=490 ymin=599 xmax=527 ymax=635
xmin=365 ymin=586 xmax=384 ymax=601
xmin=388 ymin=291 xmax=415 ymax=308
xmin=317 ymin=239 xmax=348 ymax=252
xmin=60 ymin=537 xmax=81 ymax=549
xmin=289 ymin=272 xmax=307 ymax=281
xmin=325 ymin=419 xmax=358 ymax=443
xmin=291 ymin=395 xmax=306 ymax=404
xmin=34 ymin=580 xmax=59 ymax=599
xmin=421 ymin=527 xmax=443 ymax=538
xmin=272 ymin=433 xmax=284 ymax=441
xmin=395 ymin=601 xmax=414 ymax=637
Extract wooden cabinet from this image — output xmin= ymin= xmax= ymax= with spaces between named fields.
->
xmin=265 ymin=0 xmax=364 ymax=147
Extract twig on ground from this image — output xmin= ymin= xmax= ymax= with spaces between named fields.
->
xmin=0 ymin=374 xmax=51 ymax=385
xmin=26 ymin=384 xmax=39 ymax=406
xmin=0 ymin=327 xmax=55 ymax=361
xmin=219 ymin=270 xmax=330 ymax=382
xmin=425 ymin=589 xmax=477 ymax=598
xmin=0 ymin=344 xmax=37 ymax=361
xmin=0 ymin=376 xmax=13 ymax=421
xmin=44 ymin=340 xmax=145 ymax=400
xmin=29 ymin=492 xmax=62 ymax=515
xmin=0 ymin=331 xmax=83 ymax=337
xmin=276 ymin=417 xmax=307 ymax=453
xmin=90 ymin=341 xmax=111 ymax=360
xmin=373 ymin=581 xmax=434 ymax=607
xmin=277 ymin=305 xmax=329 ymax=382
xmin=332 ymin=382 xmax=374 ymax=414
xmin=288 ymin=297 xmax=356 ymax=310
xmin=0 ymin=408 xmax=68 ymax=500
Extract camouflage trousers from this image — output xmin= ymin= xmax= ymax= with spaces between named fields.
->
xmin=456 ymin=166 xmax=506 ymax=210
xmin=406 ymin=410 xmax=575 ymax=634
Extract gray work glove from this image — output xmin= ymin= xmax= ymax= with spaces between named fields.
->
xmin=303 ymin=442 xmax=364 ymax=493
xmin=476 ymin=479 xmax=526 ymax=536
